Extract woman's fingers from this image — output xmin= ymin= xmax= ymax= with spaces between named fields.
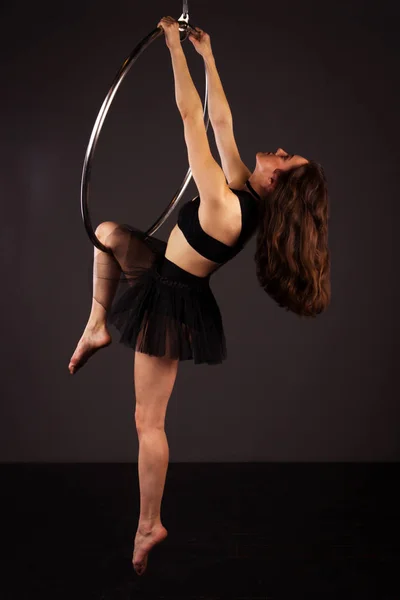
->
xmin=157 ymin=15 xmax=177 ymax=26
xmin=157 ymin=16 xmax=181 ymax=48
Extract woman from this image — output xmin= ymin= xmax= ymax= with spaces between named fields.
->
xmin=68 ymin=17 xmax=330 ymax=575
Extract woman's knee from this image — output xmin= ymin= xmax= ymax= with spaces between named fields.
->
xmin=134 ymin=352 xmax=179 ymax=431
xmin=95 ymin=221 xmax=120 ymax=244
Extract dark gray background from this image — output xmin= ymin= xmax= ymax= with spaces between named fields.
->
xmin=1 ymin=0 xmax=398 ymax=462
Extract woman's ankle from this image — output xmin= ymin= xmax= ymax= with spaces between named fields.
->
xmin=87 ymin=298 xmax=108 ymax=330
xmin=137 ymin=517 xmax=163 ymax=533
xmin=86 ymin=318 xmax=108 ymax=332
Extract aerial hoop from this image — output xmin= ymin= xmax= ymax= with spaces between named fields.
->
xmin=80 ymin=0 xmax=210 ymax=254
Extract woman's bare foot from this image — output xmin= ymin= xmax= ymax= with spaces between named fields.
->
xmin=68 ymin=325 xmax=112 ymax=375
xmin=132 ymin=523 xmax=168 ymax=576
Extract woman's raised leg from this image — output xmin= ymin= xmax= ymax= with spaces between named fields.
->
xmin=68 ymin=221 xmax=166 ymax=374
xmin=68 ymin=221 xmax=124 ymax=375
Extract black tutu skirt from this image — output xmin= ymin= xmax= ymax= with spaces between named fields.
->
xmin=97 ymin=224 xmax=227 ymax=365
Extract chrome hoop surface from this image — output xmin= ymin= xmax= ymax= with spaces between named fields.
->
xmin=80 ymin=3 xmax=209 ymax=254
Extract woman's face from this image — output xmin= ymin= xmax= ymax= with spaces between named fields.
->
xmin=256 ymin=148 xmax=309 ymax=187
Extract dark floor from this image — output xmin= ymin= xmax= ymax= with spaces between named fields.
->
xmin=1 ymin=463 xmax=399 ymax=599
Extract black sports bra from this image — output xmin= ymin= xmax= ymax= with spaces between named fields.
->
xmin=177 ymin=181 xmax=261 ymax=265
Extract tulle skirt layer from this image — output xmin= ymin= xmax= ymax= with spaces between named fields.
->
xmin=100 ymin=224 xmax=227 ymax=365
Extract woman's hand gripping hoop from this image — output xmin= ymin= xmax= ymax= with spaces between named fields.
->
xmin=157 ymin=15 xmax=201 ymax=49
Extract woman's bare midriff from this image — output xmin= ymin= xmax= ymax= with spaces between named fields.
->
xmin=164 ymin=188 xmax=243 ymax=278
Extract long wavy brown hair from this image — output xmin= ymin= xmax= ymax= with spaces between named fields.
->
xmin=254 ymin=160 xmax=331 ymax=318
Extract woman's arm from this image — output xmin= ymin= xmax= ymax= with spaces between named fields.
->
xmin=161 ymin=19 xmax=232 ymax=124
xmin=171 ymin=44 xmax=235 ymax=126
xmin=157 ymin=17 xmax=204 ymax=119
xmin=158 ymin=17 xmax=228 ymax=203
xmin=187 ymin=28 xmax=232 ymax=125
xmin=187 ymin=27 xmax=250 ymax=186
xmin=203 ymin=53 xmax=233 ymax=125
xmin=168 ymin=45 xmax=204 ymax=119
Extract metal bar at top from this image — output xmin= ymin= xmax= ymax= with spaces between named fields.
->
xmin=182 ymin=0 xmax=189 ymax=18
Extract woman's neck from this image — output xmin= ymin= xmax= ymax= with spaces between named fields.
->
xmin=245 ymin=179 xmax=262 ymax=201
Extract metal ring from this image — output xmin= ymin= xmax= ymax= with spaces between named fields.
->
xmin=80 ymin=1 xmax=209 ymax=254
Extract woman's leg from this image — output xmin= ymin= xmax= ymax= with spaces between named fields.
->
xmin=69 ymin=221 xmax=166 ymax=374
xmin=88 ymin=222 xmax=123 ymax=325
xmin=132 ymin=349 xmax=179 ymax=576
xmin=68 ymin=221 xmax=127 ymax=375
